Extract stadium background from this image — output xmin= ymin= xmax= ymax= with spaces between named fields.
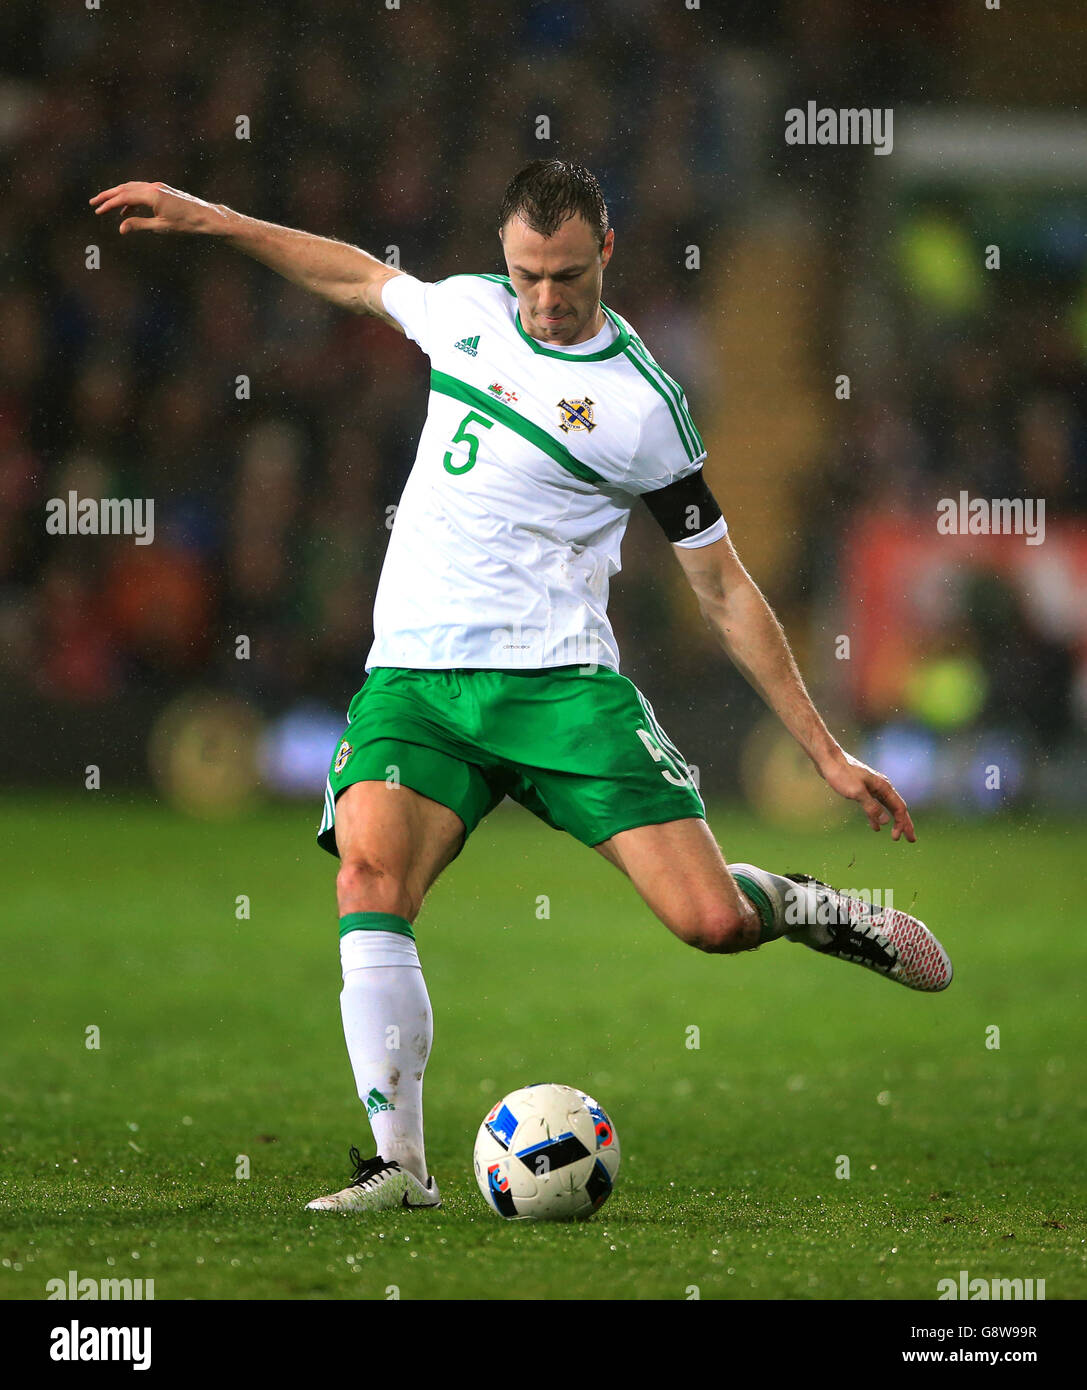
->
xmin=2 ymin=0 xmax=1086 ymax=1312
xmin=2 ymin=0 xmax=1084 ymax=821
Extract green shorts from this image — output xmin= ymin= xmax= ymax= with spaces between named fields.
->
xmin=317 ymin=665 xmax=705 ymax=857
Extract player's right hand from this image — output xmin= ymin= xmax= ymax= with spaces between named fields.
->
xmin=89 ymin=181 xmax=229 ymax=236
xmin=820 ymin=749 xmax=917 ymax=843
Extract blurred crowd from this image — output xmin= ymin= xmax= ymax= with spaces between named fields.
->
xmin=2 ymin=0 xmax=1084 ymax=803
xmin=798 ymin=197 xmax=1087 ymax=751
xmin=0 ymin=0 xmax=729 ymax=710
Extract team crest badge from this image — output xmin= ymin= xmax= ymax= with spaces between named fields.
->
xmin=334 ymin=740 xmax=353 ymax=775
xmin=557 ymin=397 xmax=597 ymax=433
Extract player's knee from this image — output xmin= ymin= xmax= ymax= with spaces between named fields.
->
xmin=681 ymin=902 xmax=758 ymax=955
xmin=336 ymin=853 xmax=414 ymax=919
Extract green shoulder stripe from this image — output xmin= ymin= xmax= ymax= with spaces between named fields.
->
xmin=626 ymin=339 xmax=704 ymax=458
xmin=632 ymin=343 xmax=705 ymax=451
xmin=434 ymin=272 xmax=515 ymax=294
xmin=622 ymin=345 xmax=703 ymax=463
xmin=430 ymin=369 xmax=603 ymax=484
xmin=480 ymin=274 xmax=515 ymax=293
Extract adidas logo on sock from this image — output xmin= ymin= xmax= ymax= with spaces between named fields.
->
xmin=454 ymin=335 xmax=480 ymax=356
xmin=365 ymin=1087 xmax=395 ymax=1117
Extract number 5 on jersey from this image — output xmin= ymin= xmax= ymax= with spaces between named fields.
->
xmin=444 ymin=410 xmax=494 ymax=475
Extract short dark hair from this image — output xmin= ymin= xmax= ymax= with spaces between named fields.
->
xmin=499 ymin=159 xmax=609 ymax=249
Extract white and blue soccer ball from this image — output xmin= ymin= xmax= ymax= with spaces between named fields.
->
xmin=473 ymin=1082 xmax=620 ymax=1221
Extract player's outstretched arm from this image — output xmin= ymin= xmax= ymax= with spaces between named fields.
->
xmin=675 ymin=534 xmax=916 ymax=842
xmin=89 ymin=181 xmax=403 ymax=327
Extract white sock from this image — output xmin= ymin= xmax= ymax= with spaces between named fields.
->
xmin=339 ymin=930 xmax=432 ymax=1184
xmin=730 ymin=863 xmax=825 ymax=943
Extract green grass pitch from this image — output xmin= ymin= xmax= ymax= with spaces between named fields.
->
xmin=1 ymin=793 xmax=1084 ymax=1300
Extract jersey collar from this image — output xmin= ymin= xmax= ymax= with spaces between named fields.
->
xmin=513 ymin=301 xmax=631 ymax=361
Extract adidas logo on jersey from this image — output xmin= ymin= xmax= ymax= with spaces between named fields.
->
xmin=454 ymin=335 xmax=480 ymax=357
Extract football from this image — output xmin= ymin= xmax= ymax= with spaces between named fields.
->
xmin=473 ymin=1082 xmax=620 ymax=1221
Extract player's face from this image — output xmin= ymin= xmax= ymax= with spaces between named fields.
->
xmin=501 ymin=214 xmax=615 ymax=346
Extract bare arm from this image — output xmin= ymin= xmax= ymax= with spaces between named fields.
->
xmin=90 ymin=181 xmax=403 ymax=327
xmin=675 ymin=534 xmax=916 ymax=842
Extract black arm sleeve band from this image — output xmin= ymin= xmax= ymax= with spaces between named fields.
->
xmin=641 ymin=469 xmax=723 ymax=544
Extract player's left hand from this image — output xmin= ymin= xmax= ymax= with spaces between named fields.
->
xmin=819 ymin=750 xmax=916 ymax=842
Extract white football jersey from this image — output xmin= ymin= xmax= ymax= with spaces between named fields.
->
xmin=366 ymin=271 xmax=724 ymax=673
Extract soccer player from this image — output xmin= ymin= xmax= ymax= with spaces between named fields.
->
xmin=91 ymin=160 xmax=952 ymax=1214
